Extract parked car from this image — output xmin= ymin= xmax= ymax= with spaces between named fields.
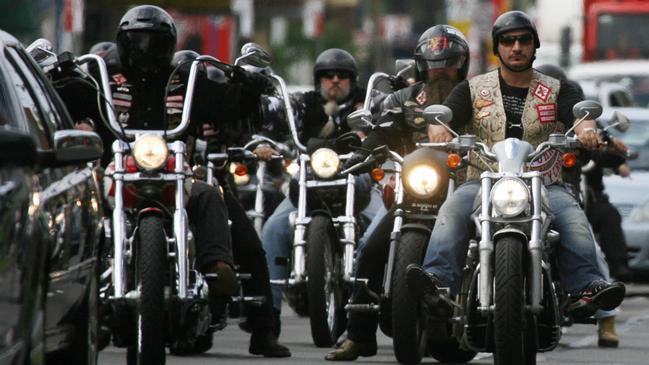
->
xmin=600 ymin=107 xmax=649 ymax=276
xmin=0 ymin=29 xmax=104 ymax=364
xmin=569 ymin=60 xmax=649 ymax=107
xmin=579 ymin=80 xmax=635 ymax=108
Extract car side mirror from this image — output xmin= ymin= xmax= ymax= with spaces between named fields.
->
xmin=606 ymin=110 xmax=630 ymax=133
xmin=53 ymin=130 xmax=103 ymax=164
xmin=0 ymin=130 xmax=37 ymax=166
xmin=346 ymin=109 xmax=373 ymax=131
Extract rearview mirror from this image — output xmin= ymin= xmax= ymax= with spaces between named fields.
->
xmin=572 ymin=100 xmax=602 ymax=120
xmin=26 ymin=38 xmax=57 ymax=68
xmin=423 ymin=104 xmax=453 ymax=125
xmin=346 ymin=109 xmax=373 ymax=131
xmin=53 ymin=130 xmax=103 ymax=164
xmin=236 ymin=42 xmax=271 ymax=68
xmin=606 ymin=110 xmax=630 ymax=133
xmin=395 ymin=59 xmax=415 ymax=80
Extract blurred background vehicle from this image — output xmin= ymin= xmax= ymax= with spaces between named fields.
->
xmin=569 ymin=60 xmax=649 ymax=107
xmin=0 ymin=29 xmax=105 ymax=365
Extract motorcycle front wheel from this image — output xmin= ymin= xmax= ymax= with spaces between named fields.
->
xmin=306 ymin=215 xmax=346 ymax=347
xmin=127 ymin=215 xmax=167 ymax=365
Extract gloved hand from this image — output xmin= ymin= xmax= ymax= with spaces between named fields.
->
xmin=342 ymin=151 xmax=370 ymax=173
xmin=231 ymin=65 xmax=273 ymax=93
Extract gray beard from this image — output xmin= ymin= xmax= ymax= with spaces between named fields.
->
xmin=320 ymin=85 xmax=351 ymax=103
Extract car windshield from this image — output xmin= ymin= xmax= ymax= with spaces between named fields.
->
xmin=609 ymin=119 xmax=649 ymax=170
xmin=0 ymin=69 xmax=20 ymax=129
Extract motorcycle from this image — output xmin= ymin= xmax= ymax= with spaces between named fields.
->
xmin=83 ymin=52 xmax=247 ymax=364
xmin=419 ymin=100 xmax=604 ymax=364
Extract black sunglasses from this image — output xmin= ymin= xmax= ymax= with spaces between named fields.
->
xmin=322 ymin=70 xmax=352 ymax=80
xmin=499 ymin=33 xmax=534 ymax=47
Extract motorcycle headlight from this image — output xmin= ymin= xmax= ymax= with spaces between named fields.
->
xmin=491 ymin=178 xmax=529 ymax=217
xmin=132 ymin=134 xmax=168 ymax=171
xmin=310 ymin=148 xmax=340 ymax=179
xmin=403 ymin=165 xmax=440 ymax=199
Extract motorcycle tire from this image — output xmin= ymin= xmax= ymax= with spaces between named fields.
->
xmin=391 ymin=230 xmax=428 ymax=365
xmin=306 ymin=215 xmax=346 ymax=347
xmin=493 ymin=235 xmax=535 ymax=365
xmin=127 ymin=215 xmax=167 ymax=365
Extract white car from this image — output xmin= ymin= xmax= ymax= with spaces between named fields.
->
xmin=569 ymin=60 xmax=649 ymax=108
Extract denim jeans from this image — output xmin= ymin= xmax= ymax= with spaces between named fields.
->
xmin=262 ymin=174 xmax=377 ymax=311
xmin=423 ymin=181 xmax=604 ymax=296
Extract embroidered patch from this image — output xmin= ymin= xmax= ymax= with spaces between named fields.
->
xmin=113 ymin=99 xmax=131 ymax=108
xmin=167 ymin=95 xmax=184 ymax=101
xmin=476 ymin=110 xmax=491 ymax=120
xmin=112 ymin=73 xmax=127 ymax=85
xmin=533 ymin=81 xmax=551 ymax=102
xmin=536 ymin=103 xmax=557 ymax=124
xmin=475 ymin=98 xmax=493 ymax=109
xmin=118 ymin=112 xmax=130 ymax=125
xmin=479 ymin=89 xmax=490 ymax=97
xmin=416 ymin=90 xmax=426 ymax=105
xmin=427 ymin=36 xmax=449 ymax=53
xmin=165 ymin=102 xmax=183 ymax=108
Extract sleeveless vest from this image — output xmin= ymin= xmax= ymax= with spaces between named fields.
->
xmin=466 ymin=69 xmax=564 ymax=184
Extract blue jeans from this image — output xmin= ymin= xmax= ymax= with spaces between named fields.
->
xmin=422 ymin=181 xmax=604 ymax=296
xmin=262 ymin=175 xmax=377 ymax=311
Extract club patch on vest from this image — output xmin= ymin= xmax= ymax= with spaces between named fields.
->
xmin=112 ymin=73 xmax=127 ymax=85
xmin=475 ymin=98 xmax=493 ymax=109
xmin=416 ymin=90 xmax=426 ymax=105
xmin=535 ymin=103 xmax=557 ymax=124
xmin=533 ymin=81 xmax=551 ymax=102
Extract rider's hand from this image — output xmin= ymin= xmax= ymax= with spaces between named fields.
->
xmin=74 ymin=117 xmax=95 ymax=131
xmin=253 ymin=145 xmax=279 ymax=161
xmin=427 ymin=124 xmax=453 ymax=143
xmin=576 ymin=124 xmax=602 ymax=150
xmin=617 ymin=163 xmax=631 ymax=178
xmin=343 ymin=151 xmax=369 ymax=173
xmin=231 ymin=66 xmax=272 ymax=93
xmin=611 ymin=138 xmax=628 ymax=155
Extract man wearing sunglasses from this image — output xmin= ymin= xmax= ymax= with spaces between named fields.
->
xmin=407 ymin=10 xmax=625 ymax=329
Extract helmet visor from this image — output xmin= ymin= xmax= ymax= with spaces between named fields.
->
xmin=416 ymin=55 xmax=466 ymax=72
xmin=415 ymin=37 xmax=467 ymax=72
xmin=120 ymin=31 xmax=175 ymax=72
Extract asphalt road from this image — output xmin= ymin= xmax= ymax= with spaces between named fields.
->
xmin=99 ymin=284 xmax=649 ymax=365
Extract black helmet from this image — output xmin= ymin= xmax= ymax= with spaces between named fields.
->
xmin=535 ymin=64 xmax=567 ymax=81
xmin=414 ymin=24 xmax=470 ymax=81
xmin=492 ymin=10 xmax=540 ymax=55
xmin=89 ymin=41 xmax=116 ymax=57
xmin=116 ymin=5 xmax=177 ymax=74
xmin=313 ymin=48 xmax=358 ymax=85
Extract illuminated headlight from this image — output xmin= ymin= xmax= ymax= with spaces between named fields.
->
xmin=491 ymin=178 xmax=529 ymax=217
xmin=310 ymin=148 xmax=340 ymax=179
xmin=132 ymin=134 xmax=168 ymax=171
xmin=404 ymin=165 xmax=439 ymax=199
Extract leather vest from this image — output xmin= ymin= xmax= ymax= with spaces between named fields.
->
xmin=466 ymin=69 xmax=564 ymax=184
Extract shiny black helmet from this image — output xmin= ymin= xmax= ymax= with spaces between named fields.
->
xmin=313 ymin=48 xmax=358 ymax=85
xmin=414 ymin=24 xmax=470 ymax=81
xmin=535 ymin=63 xmax=567 ymax=81
xmin=116 ymin=5 xmax=177 ymax=74
xmin=492 ymin=10 xmax=540 ymax=55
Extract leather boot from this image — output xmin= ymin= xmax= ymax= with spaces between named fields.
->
xmin=325 ymin=339 xmax=377 ymax=361
xmin=598 ymin=316 xmax=619 ymax=348
xmin=249 ymin=330 xmax=291 ymax=357
xmin=202 ymin=261 xmax=237 ymax=298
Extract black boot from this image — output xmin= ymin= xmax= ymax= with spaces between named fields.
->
xmin=249 ymin=330 xmax=291 ymax=357
xmin=272 ymin=308 xmax=282 ymax=338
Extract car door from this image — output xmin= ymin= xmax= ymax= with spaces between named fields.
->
xmin=3 ymin=45 xmax=103 ymax=352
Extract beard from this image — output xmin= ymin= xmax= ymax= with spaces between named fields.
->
xmin=320 ymin=84 xmax=351 ymax=103
xmin=423 ymin=73 xmax=456 ymax=104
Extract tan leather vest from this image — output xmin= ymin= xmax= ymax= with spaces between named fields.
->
xmin=466 ymin=69 xmax=564 ymax=185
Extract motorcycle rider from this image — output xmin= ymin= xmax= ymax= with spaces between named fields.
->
xmin=406 ymin=10 xmax=625 ymax=324
xmin=261 ymin=48 xmax=371 ymax=333
xmin=325 ymin=24 xmax=470 ymax=361
xmin=56 ymin=5 xmax=289 ymax=357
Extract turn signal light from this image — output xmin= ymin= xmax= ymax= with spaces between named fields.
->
xmin=234 ymin=163 xmax=248 ymax=176
xmin=562 ymin=152 xmax=577 ymax=168
xmin=371 ymin=168 xmax=385 ymax=182
xmin=447 ymin=153 xmax=462 ymax=169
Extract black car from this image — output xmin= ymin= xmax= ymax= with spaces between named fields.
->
xmin=0 ymin=30 xmax=104 ymax=365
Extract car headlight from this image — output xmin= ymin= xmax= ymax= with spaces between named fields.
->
xmin=132 ymin=134 xmax=168 ymax=171
xmin=404 ymin=165 xmax=440 ymax=199
xmin=491 ymin=178 xmax=529 ymax=217
xmin=310 ymin=148 xmax=340 ymax=179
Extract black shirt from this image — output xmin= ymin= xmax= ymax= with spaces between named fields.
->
xmin=444 ymin=69 xmax=583 ymax=135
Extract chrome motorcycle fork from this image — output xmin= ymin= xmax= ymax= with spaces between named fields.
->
xmin=172 ymin=141 xmax=189 ymax=299
xmin=342 ymin=173 xmax=356 ymax=281
xmin=383 ymin=165 xmax=403 ymax=297
xmin=478 ymin=177 xmax=493 ymax=313
xmin=111 ymin=140 xmax=128 ymax=299
xmin=528 ymin=176 xmax=544 ymax=312
xmin=206 ymin=161 xmax=214 ymax=186
xmin=253 ymin=161 xmax=266 ymax=236
xmin=292 ymin=155 xmax=309 ymax=283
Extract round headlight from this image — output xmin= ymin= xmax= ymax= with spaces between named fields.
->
xmin=310 ymin=148 xmax=340 ymax=179
xmin=132 ymin=134 xmax=168 ymax=171
xmin=491 ymin=178 xmax=529 ymax=217
xmin=404 ymin=165 xmax=440 ymax=199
